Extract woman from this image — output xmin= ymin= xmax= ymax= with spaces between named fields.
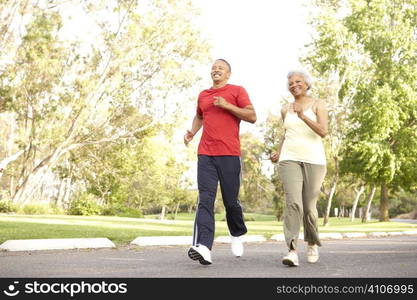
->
xmin=270 ymin=70 xmax=328 ymax=267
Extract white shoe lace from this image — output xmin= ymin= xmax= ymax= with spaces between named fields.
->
xmin=307 ymin=246 xmax=317 ymax=257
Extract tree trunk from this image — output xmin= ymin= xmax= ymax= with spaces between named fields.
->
xmin=323 ymin=157 xmax=339 ymax=226
xmin=56 ymin=178 xmax=67 ymax=207
xmin=0 ymin=148 xmax=26 ymax=181
xmin=62 ymin=177 xmax=72 ymax=209
xmin=12 ymin=168 xmax=49 ymax=204
xmin=350 ymin=185 xmax=365 ymax=222
xmin=160 ymin=205 xmax=166 ymax=220
xmin=9 ymin=175 xmax=15 ymax=199
xmin=379 ymin=183 xmax=389 ymax=222
xmin=323 ymin=182 xmax=337 ymax=226
xmin=174 ymin=202 xmax=180 ymax=220
xmin=362 ymin=185 xmax=376 ymax=223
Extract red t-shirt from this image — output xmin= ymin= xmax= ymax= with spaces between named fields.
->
xmin=196 ymin=84 xmax=252 ymax=156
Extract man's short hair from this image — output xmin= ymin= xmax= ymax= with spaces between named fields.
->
xmin=216 ymin=58 xmax=231 ymax=72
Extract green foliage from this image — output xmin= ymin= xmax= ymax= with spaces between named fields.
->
xmin=220 ymin=215 xmax=256 ymax=222
xmin=19 ymin=204 xmax=56 ymax=215
xmin=0 ymin=200 xmax=18 ymax=213
xmin=68 ymin=194 xmax=103 ymax=216
xmin=244 ymin=215 xmax=256 ymax=222
xmin=389 ymin=190 xmax=417 ymax=217
xmin=0 ymin=0 xmax=211 ymax=206
xmin=71 ymin=132 xmax=192 ymax=215
xmin=240 ymin=132 xmax=276 ymax=213
xmin=340 ymin=0 xmax=417 ymax=188
xmin=101 ymin=203 xmax=143 ymax=218
xmin=305 ymin=0 xmax=417 ymax=221
xmin=260 ymin=114 xmax=285 ymax=219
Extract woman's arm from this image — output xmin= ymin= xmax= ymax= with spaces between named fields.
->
xmin=294 ymin=99 xmax=328 ymax=138
xmin=270 ymin=106 xmax=288 ymax=163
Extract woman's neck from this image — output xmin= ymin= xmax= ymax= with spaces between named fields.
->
xmin=294 ymin=95 xmax=312 ymax=104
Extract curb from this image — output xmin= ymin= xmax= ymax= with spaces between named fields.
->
xmin=402 ymin=230 xmax=417 ymax=235
xmin=0 ymin=238 xmax=115 ymax=252
xmin=131 ymin=236 xmax=192 ymax=246
xmin=342 ymin=232 xmax=367 ymax=238
xmin=1 ymin=231 xmax=416 ymax=252
xmin=215 ymin=235 xmax=267 ymax=243
xmin=130 ymin=231 xmax=417 ymax=247
xmin=319 ymin=233 xmax=344 ymax=240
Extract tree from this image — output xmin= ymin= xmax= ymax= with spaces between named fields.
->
xmin=362 ymin=185 xmax=377 ymax=222
xmin=0 ymin=0 xmax=210 ymax=205
xmin=303 ymin=0 xmax=373 ymax=225
xmin=240 ymin=132 xmax=274 ymax=213
xmin=305 ymin=0 xmax=417 ymax=222
xmin=261 ymin=113 xmax=286 ymax=219
xmin=340 ymin=0 xmax=417 ymax=221
xmin=350 ymin=183 xmax=365 ymax=221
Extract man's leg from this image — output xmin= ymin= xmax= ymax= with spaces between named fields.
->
xmin=215 ymin=156 xmax=247 ymax=237
xmin=192 ymin=155 xmax=219 ymax=250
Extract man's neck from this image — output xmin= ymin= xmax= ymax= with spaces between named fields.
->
xmin=212 ymin=81 xmax=228 ymax=89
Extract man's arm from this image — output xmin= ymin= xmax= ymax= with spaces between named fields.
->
xmin=213 ymin=96 xmax=257 ymax=123
xmin=184 ymin=113 xmax=203 ymax=146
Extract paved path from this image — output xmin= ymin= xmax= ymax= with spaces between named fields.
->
xmin=1 ymin=235 xmax=416 ymax=278
xmin=390 ymin=218 xmax=417 ymax=224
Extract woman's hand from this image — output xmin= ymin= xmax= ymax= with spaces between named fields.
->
xmin=292 ymin=102 xmax=305 ymax=119
xmin=270 ymin=151 xmax=280 ymax=163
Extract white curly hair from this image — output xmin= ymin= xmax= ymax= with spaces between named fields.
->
xmin=287 ymin=70 xmax=313 ymax=91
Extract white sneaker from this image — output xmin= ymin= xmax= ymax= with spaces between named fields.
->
xmin=188 ymin=244 xmax=212 ymax=265
xmin=282 ymin=250 xmax=299 ymax=267
xmin=231 ymin=236 xmax=244 ymax=257
xmin=307 ymin=245 xmax=319 ymax=263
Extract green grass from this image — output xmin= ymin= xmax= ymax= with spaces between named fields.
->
xmin=0 ymin=213 xmax=416 ymax=246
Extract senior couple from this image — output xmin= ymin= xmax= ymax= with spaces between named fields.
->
xmin=184 ymin=59 xmax=328 ymax=267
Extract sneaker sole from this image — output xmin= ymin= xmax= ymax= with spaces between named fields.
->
xmin=188 ymin=248 xmax=212 ymax=265
xmin=282 ymin=258 xmax=299 ymax=267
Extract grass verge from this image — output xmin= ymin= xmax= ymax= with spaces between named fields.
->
xmin=0 ymin=213 xmax=416 ymax=246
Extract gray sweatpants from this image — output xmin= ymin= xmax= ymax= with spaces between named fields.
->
xmin=279 ymin=160 xmax=326 ymax=250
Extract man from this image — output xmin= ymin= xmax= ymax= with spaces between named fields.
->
xmin=184 ymin=59 xmax=257 ymax=265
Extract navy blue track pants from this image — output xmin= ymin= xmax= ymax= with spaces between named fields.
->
xmin=192 ymin=155 xmax=247 ymax=249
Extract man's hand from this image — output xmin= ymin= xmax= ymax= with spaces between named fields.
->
xmin=184 ymin=130 xmax=194 ymax=146
xmin=270 ymin=151 xmax=280 ymax=163
xmin=213 ymin=96 xmax=230 ymax=109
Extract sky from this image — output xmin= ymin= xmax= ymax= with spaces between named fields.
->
xmin=180 ymin=0 xmax=314 ymax=184
xmin=57 ymin=0 xmax=315 ymax=183
xmin=190 ymin=0 xmax=313 ymax=133
xmin=59 ymin=0 xmax=313 ymax=134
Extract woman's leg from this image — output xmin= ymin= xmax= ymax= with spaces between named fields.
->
xmin=279 ymin=160 xmax=304 ymax=251
xmin=301 ymin=162 xmax=326 ymax=247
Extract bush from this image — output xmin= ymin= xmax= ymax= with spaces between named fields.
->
xmin=20 ymin=204 xmax=51 ymax=215
xmin=220 ymin=215 xmax=256 ymax=222
xmin=0 ymin=200 xmax=18 ymax=213
xmin=18 ymin=203 xmax=66 ymax=215
xmin=244 ymin=216 xmax=256 ymax=222
xmin=389 ymin=192 xmax=417 ymax=218
xmin=101 ymin=203 xmax=143 ymax=218
xmin=68 ymin=194 xmax=102 ymax=216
